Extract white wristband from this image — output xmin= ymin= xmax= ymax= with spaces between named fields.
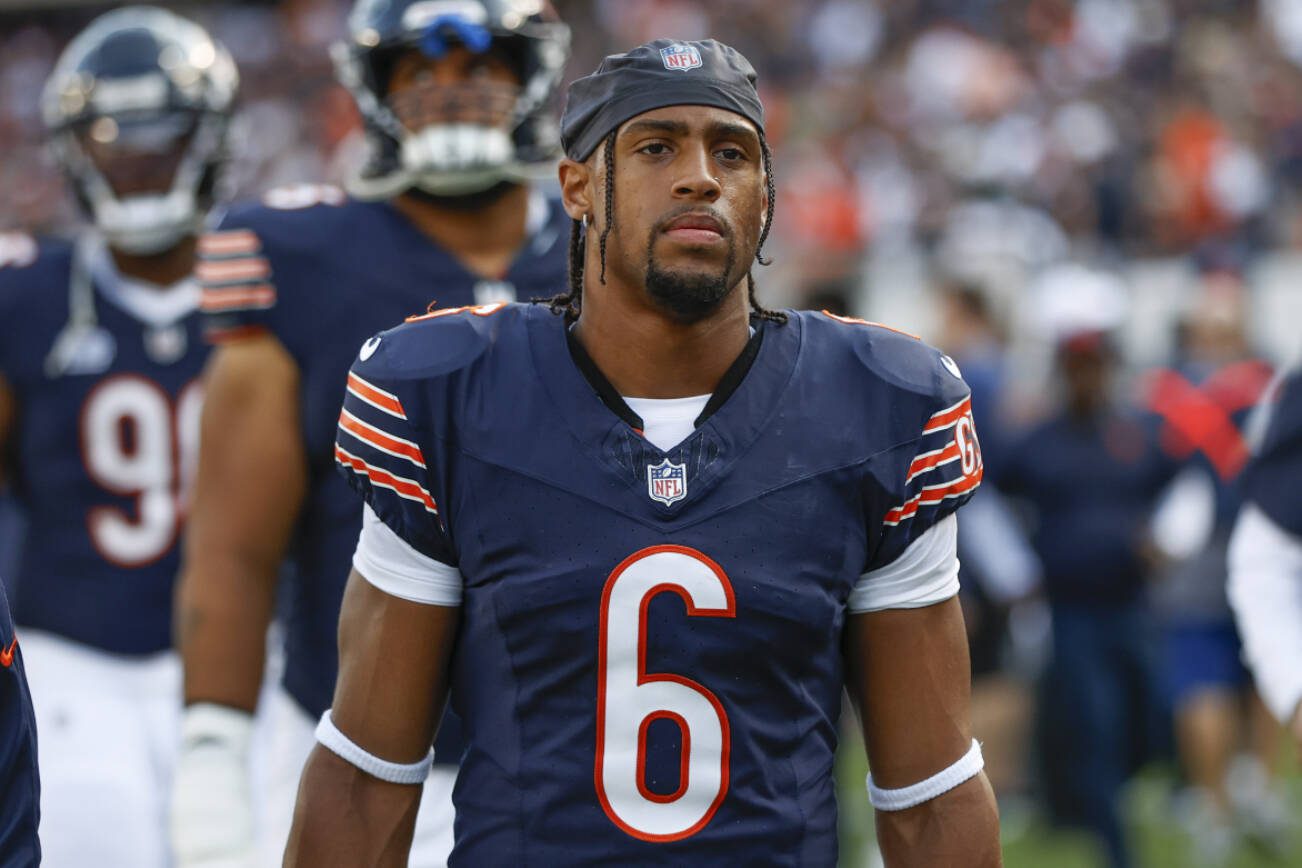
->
xmin=315 ymin=710 xmax=432 ymax=785
xmin=867 ymin=739 xmax=984 ymax=811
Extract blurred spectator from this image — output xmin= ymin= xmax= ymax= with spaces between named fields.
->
xmin=1145 ymin=276 xmax=1288 ymax=864
xmin=997 ymin=276 xmax=1178 ymax=868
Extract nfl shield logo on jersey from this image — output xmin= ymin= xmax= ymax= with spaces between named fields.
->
xmin=647 ymin=457 xmax=687 ymax=505
xmin=660 ymin=43 xmax=702 ymax=71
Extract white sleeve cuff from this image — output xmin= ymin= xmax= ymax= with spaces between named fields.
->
xmin=353 ymin=504 xmax=463 ymax=606
xmin=850 ymin=514 xmax=960 ymax=613
xmin=1228 ymin=504 xmax=1302 ymax=723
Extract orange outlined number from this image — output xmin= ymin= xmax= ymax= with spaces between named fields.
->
xmin=595 ymin=545 xmax=735 ymax=842
xmin=80 ymin=376 xmax=203 ymax=567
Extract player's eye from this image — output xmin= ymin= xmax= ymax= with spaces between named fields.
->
xmin=716 ymin=147 xmax=747 ymax=162
xmin=638 ymin=141 xmax=672 ymax=156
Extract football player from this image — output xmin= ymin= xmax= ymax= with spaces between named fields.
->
xmin=287 ymin=39 xmax=1001 ymax=865
xmin=0 ymin=8 xmax=236 ymax=867
xmin=1228 ymin=367 xmax=1302 ymax=754
xmin=171 ymin=1 xmax=571 ymax=864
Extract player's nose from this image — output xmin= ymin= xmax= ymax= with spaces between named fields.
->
xmin=672 ymin=143 xmax=721 ymax=202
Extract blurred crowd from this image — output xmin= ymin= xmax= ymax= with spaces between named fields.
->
xmin=3 ymin=1 xmax=1302 ymax=866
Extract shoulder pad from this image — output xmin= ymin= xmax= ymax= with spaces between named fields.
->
xmin=261 ymin=184 xmax=347 ymax=211
xmin=353 ymin=301 xmax=521 ymax=381
xmin=213 ymin=188 xmax=357 ymax=256
xmin=798 ymin=309 xmax=969 ymax=408
xmin=0 ymin=235 xmax=72 ymax=300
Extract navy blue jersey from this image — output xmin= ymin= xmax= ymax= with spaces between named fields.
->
xmin=999 ymin=408 xmax=1177 ymax=606
xmin=0 ymin=232 xmax=206 ymax=655
xmin=334 ymin=304 xmax=982 ymax=865
xmin=0 ymin=582 xmax=40 ymax=867
xmin=198 ymin=186 xmax=569 ymax=724
xmin=1243 ymin=368 xmax=1302 ymax=536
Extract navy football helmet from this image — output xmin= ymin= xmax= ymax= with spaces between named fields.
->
xmin=335 ymin=0 xmax=570 ymax=199
xmin=41 ymin=6 xmax=238 ymax=255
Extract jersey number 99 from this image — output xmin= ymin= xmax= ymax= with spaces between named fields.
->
xmin=595 ymin=545 xmax=736 ymax=842
xmin=81 ymin=376 xmax=202 ymax=567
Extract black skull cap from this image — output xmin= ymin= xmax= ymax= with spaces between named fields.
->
xmin=560 ymin=38 xmax=764 ymax=161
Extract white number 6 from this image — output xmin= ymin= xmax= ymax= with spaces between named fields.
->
xmin=595 ymin=545 xmax=735 ymax=842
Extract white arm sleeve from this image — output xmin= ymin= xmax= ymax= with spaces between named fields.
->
xmin=850 ymin=514 xmax=960 ymax=613
xmin=352 ymin=504 xmax=463 ymax=606
xmin=1227 ymin=503 xmax=1302 ymax=724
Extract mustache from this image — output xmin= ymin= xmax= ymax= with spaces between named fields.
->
xmin=653 ymin=205 xmax=733 ymax=238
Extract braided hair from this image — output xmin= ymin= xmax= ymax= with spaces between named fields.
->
xmin=544 ymin=130 xmax=785 ymax=324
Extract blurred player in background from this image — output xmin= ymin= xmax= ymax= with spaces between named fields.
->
xmin=0 ymin=580 xmax=40 ymax=865
xmin=0 ymin=7 xmax=237 ymax=867
xmin=287 ymin=38 xmax=999 ymax=866
xmin=172 ymin=1 xmax=571 ymax=864
xmin=1229 ymin=367 xmax=1302 ymax=755
xmin=1145 ymin=279 xmax=1284 ymax=863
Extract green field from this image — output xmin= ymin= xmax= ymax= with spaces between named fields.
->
xmin=835 ymin=735 xmax=1302 ymax=868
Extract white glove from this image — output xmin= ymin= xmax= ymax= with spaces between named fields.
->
xmin=171 ymin=703 xmax=256 ymax=868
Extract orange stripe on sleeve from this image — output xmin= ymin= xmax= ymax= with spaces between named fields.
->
xmin=921 ymin=398 xmax=972 ymax=434
xmin=335 ymin=445 xmax=438 ymax=514
xmin=196 ymin=258 xmax=271 ymax=284
xmin=199 ymin=230 xmax=260 ymax=256
xmin=347 ymin=372 xmax=406 ymax=419
xmin=337 ymin=409 xmax=426 ymax=468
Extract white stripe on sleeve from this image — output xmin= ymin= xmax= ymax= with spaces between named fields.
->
xmin=352 ymin=504 xmax=462 ymax=606
xmin=849 ymin=514 xmax=960 ymax=613
xmin=1228 ymin=503 xmax=1302 ymax=724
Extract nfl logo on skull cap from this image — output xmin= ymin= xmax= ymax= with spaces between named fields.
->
xmin=647 ymin=457 xmax=688 ymax=505
xmin=660 ymin=43 xmax=702 ymax=71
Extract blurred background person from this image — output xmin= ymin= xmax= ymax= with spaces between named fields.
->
xmin=995 ymin=268 xmax=1177 ymax=868
xmin=0 ymin=7 xmax=237 ymax=867
xmin=1145 ymin=274 xmax=1286 ymax=865
xmin=171 ymin=1 xmax=572 ymax=865
xmin=1229 ymin=366 xmax=1302 ymax=758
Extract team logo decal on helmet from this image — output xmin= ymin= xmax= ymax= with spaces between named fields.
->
xmin=659 ymin=43 xmax=702 ymax=72
xmin=336 ymin=0 xmax=570 ymax=200
xmin=41 ymin=6 xmax=238 ymax=255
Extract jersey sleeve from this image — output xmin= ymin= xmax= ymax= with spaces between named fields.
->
xmin=196 ymin=211 xmax=279 ymax=343
xmin=333 ymin=340 xmax=456 ymax=569
xmin=1242 ymin=368 xmax=1302 ymax=537
xmin=867 ymin=366 xmax=984 ymax=574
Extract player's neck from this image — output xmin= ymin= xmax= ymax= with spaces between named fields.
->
xmin=391 ymin=184 xmax=531 ymax=279
xmin=109 ymin=237 xmax=197 ymax=288
xmin=571 ymin=282 xmax=751 ymax=399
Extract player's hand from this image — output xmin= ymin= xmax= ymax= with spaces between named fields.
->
xmin=171 ymin=703 xmax=256 ymax=868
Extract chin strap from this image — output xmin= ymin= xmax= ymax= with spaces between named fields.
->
xmin=44 ymin=236 xmax=100 ymax=378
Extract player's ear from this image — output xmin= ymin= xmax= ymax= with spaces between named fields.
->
xmin=558 ymin=158 xmax=594 ymax=224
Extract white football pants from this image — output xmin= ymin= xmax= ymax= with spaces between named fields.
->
xmin=20 ymin=629 xmax=181 ymax=868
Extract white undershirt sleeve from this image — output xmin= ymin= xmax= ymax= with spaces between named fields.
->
xmin=352 ymin=504 xmax=463 ymax=606
xmin=1227 ymin=503 xmax=1302 ymax=724
xmin=849 ymin=514 xmax=961 ymax=613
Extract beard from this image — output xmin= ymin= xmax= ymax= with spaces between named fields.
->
xmin=642 ymin=232 xmax=740 ymax=324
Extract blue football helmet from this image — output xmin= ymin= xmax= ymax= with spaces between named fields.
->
xmin=42 ymin=6 xmax=238 ymax=255
xmin=335 ymin=0 xmax=570 ymax=199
